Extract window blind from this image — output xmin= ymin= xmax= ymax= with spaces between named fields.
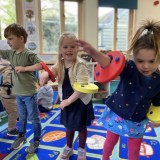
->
xmin=99 ymin=0 xmax=137 ymax=9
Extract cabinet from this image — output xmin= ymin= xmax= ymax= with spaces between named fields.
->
xmin=83 ymin=57 xmax=120 ymax=100
xmin=86 ymin=62 xmax=97 ymax=83
xmin=109 ymin=79 xmax=120 ymax=95
xmin=86 ymin=61 xmax=109 ymax=99
xmin=94 ymin=78 xmax=120 ymax=99
xmin=87 ymin=61 xmax=120 ymax=99
xmin=94 ymin=82 xmax=109 ymax=99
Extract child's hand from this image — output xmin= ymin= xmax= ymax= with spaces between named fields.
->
xmin=151 ymin=122 xmax=160 ymax=128
xmin=39 ymin=71 xmax=49 ymax=86
xmin=15 ymin=66 xmax=26 ymax=73
xmin=59 ymin=99 xmax=70 ymax=110
xmin=76 ymin=40 xmax=110 ymax=68
xmin=76 ymin=40 xmax=98 ymax=55
xmin=149 ymin=121 xmax=160 ymax=128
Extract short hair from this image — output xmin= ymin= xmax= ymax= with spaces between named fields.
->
xmin=4 ymin=23 xmax=28 ymax=43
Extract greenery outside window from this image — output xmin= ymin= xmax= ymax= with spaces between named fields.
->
xmin=0 ymin=0 xmax=16 ymax=40
xmin=40 ymin=0 xmax=82 ymax=54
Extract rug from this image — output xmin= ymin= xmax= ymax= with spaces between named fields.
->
xmin=0 ymin=104 xmax=160 ymax=160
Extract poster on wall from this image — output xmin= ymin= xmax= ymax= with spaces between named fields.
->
xmin=24 ymin=0 xmax=37 ymax=52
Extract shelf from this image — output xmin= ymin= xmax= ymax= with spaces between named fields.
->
xmin=86 ymin=62 xmax=97 ymax=82
xmin=85 ymin=61 xmax=119 ymax=100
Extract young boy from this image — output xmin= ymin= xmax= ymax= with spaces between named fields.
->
xmin=0 ymin=23 xmax=42 ymax=154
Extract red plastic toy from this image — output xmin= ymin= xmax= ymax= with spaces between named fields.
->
xmin=40 ymin=62 xmax=56 ymax=82
xmin=154 ymin=0 xmax=159 ymax=6
xmin=94 ymin=51 xmax=126 ymax=83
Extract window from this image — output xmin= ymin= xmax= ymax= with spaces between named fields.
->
xmin=40 ymin=0 xmax=82 ymax=54
xmin=64 ymin=1 xmax=78 ymax=34
xmin=98 ymin=8 xmax=114 ymax=50
xmin=117 ymin=9 xmax=129 ymax=51
xmin=0 ymin=0 xmax=16 ymax=40
xmin=41 ymin=0 xmax=60 ymax=53
xmin=98 ymin=7 xmax=135 ymax=51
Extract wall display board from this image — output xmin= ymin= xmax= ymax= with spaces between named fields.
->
xmin=23 ymin=0 xmax=38 ymax=52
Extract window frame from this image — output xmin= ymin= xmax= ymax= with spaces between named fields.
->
xmin=39 ymin=0 xmax=83 ymax=54
xmin=15 ymin=0 xmax=83 ymax=54
xmin=15 ymin=0 xmax=135 ymax=55
xmin=98 ymin=7 xmax=136 ymax=52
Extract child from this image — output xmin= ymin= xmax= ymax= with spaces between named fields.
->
xmin=0 ymin=100 xmax=8 ymax=122
xmin=1 ymin=98 xmax=18 ymax=136
xmin=76 ymin=19 xmax=160 ymax=160
xmin=0 ymin=23 xmax=43 ymax=154
xmin=0 ymin=59 xmax=18 ymax=136
xmin=40 ymin=32 xmax=94 ymax=160
xmin=37 ymin=83 xmax=54 ymax=112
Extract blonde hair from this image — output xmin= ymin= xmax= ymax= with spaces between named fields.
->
xmin=127 ymin=19 xmax=160 ymax=63
xmin=56 ymin=32 xmax=78 ymax=83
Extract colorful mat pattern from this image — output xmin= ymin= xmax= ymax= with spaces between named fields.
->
xmin=0 ymin=104 xmax=160 ymax=160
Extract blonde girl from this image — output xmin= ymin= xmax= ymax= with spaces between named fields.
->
xmin=40 ymin=32 xmax=94 ymax=160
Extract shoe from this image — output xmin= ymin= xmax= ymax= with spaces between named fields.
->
xmin=26 ymin=141 xmax=39 ymax=154
xmin=11 ymin=136 xmax=26 ymax=149
xmin=60 ymin=146 xmax=73 ymax=160
xmin=7 ymin=128 xmax=19 ymax=136
xmin=0 ymin=111 xmax=8 ymax=118
xmin=77 ymin=147 xmax=86 ymax=160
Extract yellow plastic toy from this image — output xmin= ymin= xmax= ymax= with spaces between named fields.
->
xmin=147 ymin=104 xmax=160 ymax=123
xmin=73 ymin=82 xmax=99 ymax=94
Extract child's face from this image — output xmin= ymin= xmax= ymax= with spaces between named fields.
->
xmin=60 ymin=37 xmax=78 ymax=63
xmin=134 ymin=49 xmax=158 ymax=77
xmin=6 ymin=34 xmax=23 ymax=50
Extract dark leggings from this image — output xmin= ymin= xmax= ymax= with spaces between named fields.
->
xmin=66 ymin=126 xmax=87 ymax=148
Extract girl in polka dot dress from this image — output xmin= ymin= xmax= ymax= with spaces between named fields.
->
xmin=76 ymin=19 xmax=160 ymax=160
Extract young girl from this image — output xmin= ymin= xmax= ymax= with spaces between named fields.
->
xmin=40 ymin=32 xmax=94 ymax=160
xmin=76 ymin=19 xmax=160 ymax=160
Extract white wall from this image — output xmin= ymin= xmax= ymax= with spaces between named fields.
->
xmin=136 ymin=0 xmax=160 ymax=28
xmin=83 ymin=0 xmax=98 ymax=48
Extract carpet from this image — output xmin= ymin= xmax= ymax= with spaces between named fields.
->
xmin=0 ymin=104 xmax=160 ymax=160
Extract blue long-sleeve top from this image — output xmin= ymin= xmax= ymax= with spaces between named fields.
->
xmin=106 ymin=60 xmax=160 ymax=122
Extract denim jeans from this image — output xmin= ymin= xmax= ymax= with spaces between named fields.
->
xmin=16 ymin=93 xmax=41 ymax=140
